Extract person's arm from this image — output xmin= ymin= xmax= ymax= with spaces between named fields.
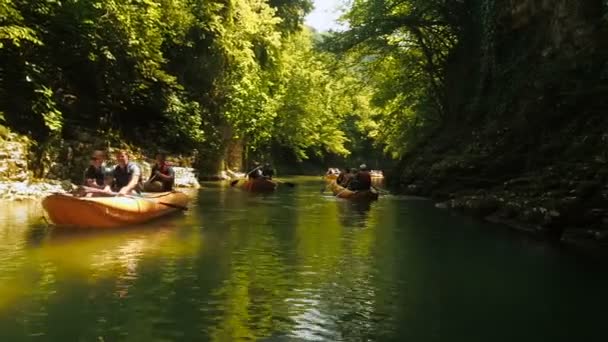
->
xmin=84 ymin=167 xmax=102 ymax=189
xmin=148 ymin=165 xmax=157 ymax=181
xmin=118 ymin=164 xmax=141 ymax=195
xmin=102 ymin=168 xmax=114 ymax=192
xmin=247 ymin=165 xmax=263 ymax=176
xmin=155 ymin=167 xmax=175 ymax=181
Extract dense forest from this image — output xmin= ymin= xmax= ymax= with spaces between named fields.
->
xmin=0 ymin=0 xmax=380 ymax=175
xmin=3 ymin=0 xmax=608 ymax=235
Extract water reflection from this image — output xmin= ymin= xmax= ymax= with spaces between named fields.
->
xmin=336 ymin=199 xmax=374 ymax=228
xmin=2 ymin=179 xmax=608 ymax=341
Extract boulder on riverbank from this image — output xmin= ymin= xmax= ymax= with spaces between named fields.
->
xmin=0 ymin=180 xmax=70 ymax=201
xmin=397 ymin=157 xmax=608 ymax=248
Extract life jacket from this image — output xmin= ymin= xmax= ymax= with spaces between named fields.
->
xmin=113 ymin=162 xmax=142 ymax=189
xmin=153 ymin=162 xmax=171 ymax=176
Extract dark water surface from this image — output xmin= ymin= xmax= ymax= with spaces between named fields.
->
xmin=1 ymin=177 xmax=607 ymax=341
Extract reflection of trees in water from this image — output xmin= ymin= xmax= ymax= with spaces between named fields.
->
xmin=336 ymin=200 xmax=373 ymax=228
xmin=1 ymin=211 xmax=206 ymax=335
xmin=0 ymin=200 xmax=44 ymax=227
xmin=1 ymin=186 xmax=386 ymax=340
xmin=200 ymin=186 xmax=299 ymax=340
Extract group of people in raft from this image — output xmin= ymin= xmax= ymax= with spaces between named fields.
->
xmin=84 ymin=149 xmax=175 ymax=196
xmin=327 ymin=164 xmax=373 ymax=192
xmin=246 ymin=162 xmax=275 ymax=180
xmin=84 ymin=149 xmax=374 ymax=195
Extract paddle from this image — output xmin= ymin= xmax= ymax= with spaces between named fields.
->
xmin=143 ymin=172 xmax=158 ymax=189
xmin=372 ymin=186 xmax=390 ymax=195
xmin=230 ymin=165 xmax=284 ymax=188
xmin=230 ymin=165 xmax=273 ymax=187
xmin=78 ymin=186 xmax=188 ymax=211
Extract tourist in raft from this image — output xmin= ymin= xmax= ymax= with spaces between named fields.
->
xmin=145 ymin=153 xmax=175 ymax=192
xmin=349 ymin=164 xmax=372 ymax=191
xmin=342 ymin=168 xmax=357 ymax=188
xmin=83 ymin=150 xmax=107 ymax=189
xmin=336 ymin=168 xmax=349 ymax=185
xmin=108 ymin=150 xmax=143 ymax=195
xmin=248 ymin=162 xmax=263 ymax=180
xmin=261 ymin=163 xmax=274 ymax=180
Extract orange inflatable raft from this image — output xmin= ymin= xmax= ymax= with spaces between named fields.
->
xmin=42 ymin=191 xmax=189 ymax=228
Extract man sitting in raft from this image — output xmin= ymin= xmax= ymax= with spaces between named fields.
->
xmin=248 ymin=162 xmax=263 ymax=180
xmin=336 ymin=168 xmax=349 ymax=185
xmin=262 ymin=163 xmax=274 ymax=180
xmin=145 ymin=153 xmax=175 ymax=192
xmin=342 ymin=168 xmax=357 ymax=188
xmin=107 ymin=150 xmax=143 ymax=195
xmin=349 ymin=164 xmax=372 ymax=191
xmin=83 ymin=150 xmax=107 ymax=189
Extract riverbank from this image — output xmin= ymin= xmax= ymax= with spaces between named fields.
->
xmin=392 ymin=124 xmax=608 ymax=249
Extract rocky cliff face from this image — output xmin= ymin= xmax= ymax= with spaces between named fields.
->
xmin=0 ymin=137 xmax=30 ymax=182
xmin=396 ymin=0 xmax=608 ymax=245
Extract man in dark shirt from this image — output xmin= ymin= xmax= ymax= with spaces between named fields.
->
xmin=146 ymin=153 xmax=175 ymax=192
xmin=248 ymin=162 xmax=263 ymax=180
xmin=110 ymin=150 xmax=143 ymax=195
xmin=355 ymin=164 xmax=372 ymax=191
xmin=84 ymin=150 xmax=107 ymax=189
xmin=261 ymin=163 xmax=274 ymax=180
xmin=348 ymin=164 xmax=371 ymax=191
xmin=336 ymin=168 xmax=349 ymax=186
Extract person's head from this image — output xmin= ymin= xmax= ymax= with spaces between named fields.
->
xmin=115 ymin=150 xmax=129 ymax=167
xmin=155 ymin=152 xmax=167 ymax=165
xmin=351 ymin=168 xmax=358 ymax=173
xmin=265 ymin=163 xmax=271 ymax=167
xmin=359 ymin=164 xmax=368 ymax=171
xmin=90 ymin=150 xmax=105 ymax=166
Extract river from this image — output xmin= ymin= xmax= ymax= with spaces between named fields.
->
xmin=1 ymin=177 xmax=607 ymax=341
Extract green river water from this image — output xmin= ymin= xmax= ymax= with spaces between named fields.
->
xmin=0 ymin=176 xmax=607 ymax=341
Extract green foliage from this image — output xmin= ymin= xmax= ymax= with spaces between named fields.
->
xmin=162 ymin=93 xmax=205 ymax=146
xmin=269 ymin=0 xmax=313 ymax=32
xmin=32 ymin=85 xmax=62 ymax=132
xmin=326 ymin=0 xmax=462 ymax=157
xmin=0 ymin=0 xmax=382 ymax=173
xmin=0 ymin=0 xmax=40 ymax=48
